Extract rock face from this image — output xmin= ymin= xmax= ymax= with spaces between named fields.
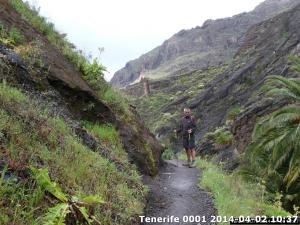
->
xmin=111 ymin=0 xmax=299 ymax=88
xmin=0 ymin=0 xmax=163 ymax=176
xmin=231 ymin=99 xmax=289 ymax=153
xmin=188 ymin=2 xmax=300 ymax=142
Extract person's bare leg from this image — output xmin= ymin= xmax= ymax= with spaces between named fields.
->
xmin=186 ymin=149 xmax=191 ymax=162
xmin=182 ymin=149 xmax=191 ymax=166
xmin=191 ymin=148 xmax=196 ymax=161
xmin=189 ymin=148 xmax=196 ymax=167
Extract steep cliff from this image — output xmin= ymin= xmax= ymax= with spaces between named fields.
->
xmin=111 ymin=0 xmax=299 ymax=88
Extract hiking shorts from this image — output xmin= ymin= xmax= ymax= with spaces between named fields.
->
xmin=183 ymin=135 xmax=195 ymax=150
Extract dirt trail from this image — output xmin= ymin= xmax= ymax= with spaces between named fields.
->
xmin=142 ymin=159 xmax=216 ymax=225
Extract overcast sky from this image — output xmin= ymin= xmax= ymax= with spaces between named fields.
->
xmin=27 ymin=0 xmax=265 ymax=80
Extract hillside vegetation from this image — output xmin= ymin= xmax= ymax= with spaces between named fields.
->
xmin=0 ymin=0 xmax=163 ymax=224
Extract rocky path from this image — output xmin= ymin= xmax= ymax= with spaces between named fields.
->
xmin=142 ymin=159 xmax=216 ymax=225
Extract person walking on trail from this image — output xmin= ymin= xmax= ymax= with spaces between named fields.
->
xmin=174 ymin=107 xmax=197 ymax=168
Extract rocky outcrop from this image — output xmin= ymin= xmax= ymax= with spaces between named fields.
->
xmin=231 ymin=99 xmax=289 ymax=153
xmin=0 ymin=0 xmax=93 ymax=93
xmin=111 ymin=0 xmax=300 ymax=88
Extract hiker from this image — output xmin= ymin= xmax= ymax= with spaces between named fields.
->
xmin=174 ymin=107 xmax=197 ymax=168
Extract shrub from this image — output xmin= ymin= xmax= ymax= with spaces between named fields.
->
xmin=215 ymin=130 xmax=233 ymax=145
xmin=161 ymin=148 xmax=175 ymax=160
xmin=227 ymin=106 xmax=243 ymax=121
xmin=205 ymin=126 xmax=233 ymax=146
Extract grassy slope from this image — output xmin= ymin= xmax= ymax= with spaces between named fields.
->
xmin=8 ymin=0 xmax=160 ymax=175
xmin=0 ymin=1 xmax=151 ymax=224
xmin=0 ymin=82 xmax=146 ymax=224
xmin=10 ymin=0 xmax=160 ymax=170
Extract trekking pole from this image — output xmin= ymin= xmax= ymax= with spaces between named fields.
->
xmin=188 ymin=132 xmax=192 ymax=166
xmin=175 ymin=131 xmax=179 ymax=167
xmin=188 ymin=133 xmax=191 ymax=150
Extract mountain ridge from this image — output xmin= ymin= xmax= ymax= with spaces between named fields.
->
xmin=111 ymin=0 xmax=300 ymax=87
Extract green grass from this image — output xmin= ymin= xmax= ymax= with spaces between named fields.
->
xmin=0 ymin=21 xmax=45 ymax=75
xmin=0 ymin=1 xmax=160 ymax=223
xmin=197 ymin=158 xmax=290 ymax=224
xmin=85 ymin=122 xmax=119 ymax=143
xmin=10 ymin=0 xmax=55 ymax=37
xmin=0 ymin=23 xmax=25 ymax=47
xmin=14 ymin=40 xmax=46 ymax=75
xmin=0 ymin=80 xmax=27 ymax=103
xmin=0 ymin=172 xmax=44 ymax=225
xmin=0 ymin=82 xmax=146 ymax=224
xmin=102 ymin=86 xmax=130 ymax=114
xmin=83 ymin=122 xmax=135 ymax=173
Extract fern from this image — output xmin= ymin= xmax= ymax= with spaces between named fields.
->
xmin=80 ymin=195 xmax=105 ymax=205
xmin=31 ymin=167 xmax=104 ymax=225
xmin=77 ymin=206 xmax=93 ymax=224
xmin=42 ymin=203 xmax=70 ymax=225
xmin=30 ymin=167 xmax=68 ymax=202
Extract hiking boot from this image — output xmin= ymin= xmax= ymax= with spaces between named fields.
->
xmin=182 ymin=161 xmax=190 ymax=166
xmin=189 ymin=160 xmax=196 ymax=168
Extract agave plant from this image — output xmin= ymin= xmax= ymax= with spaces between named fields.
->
xmin=247 ymin=56 xmax=300 ymax=210
xmin=30 ymin=166 xmax=104 ymax=225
